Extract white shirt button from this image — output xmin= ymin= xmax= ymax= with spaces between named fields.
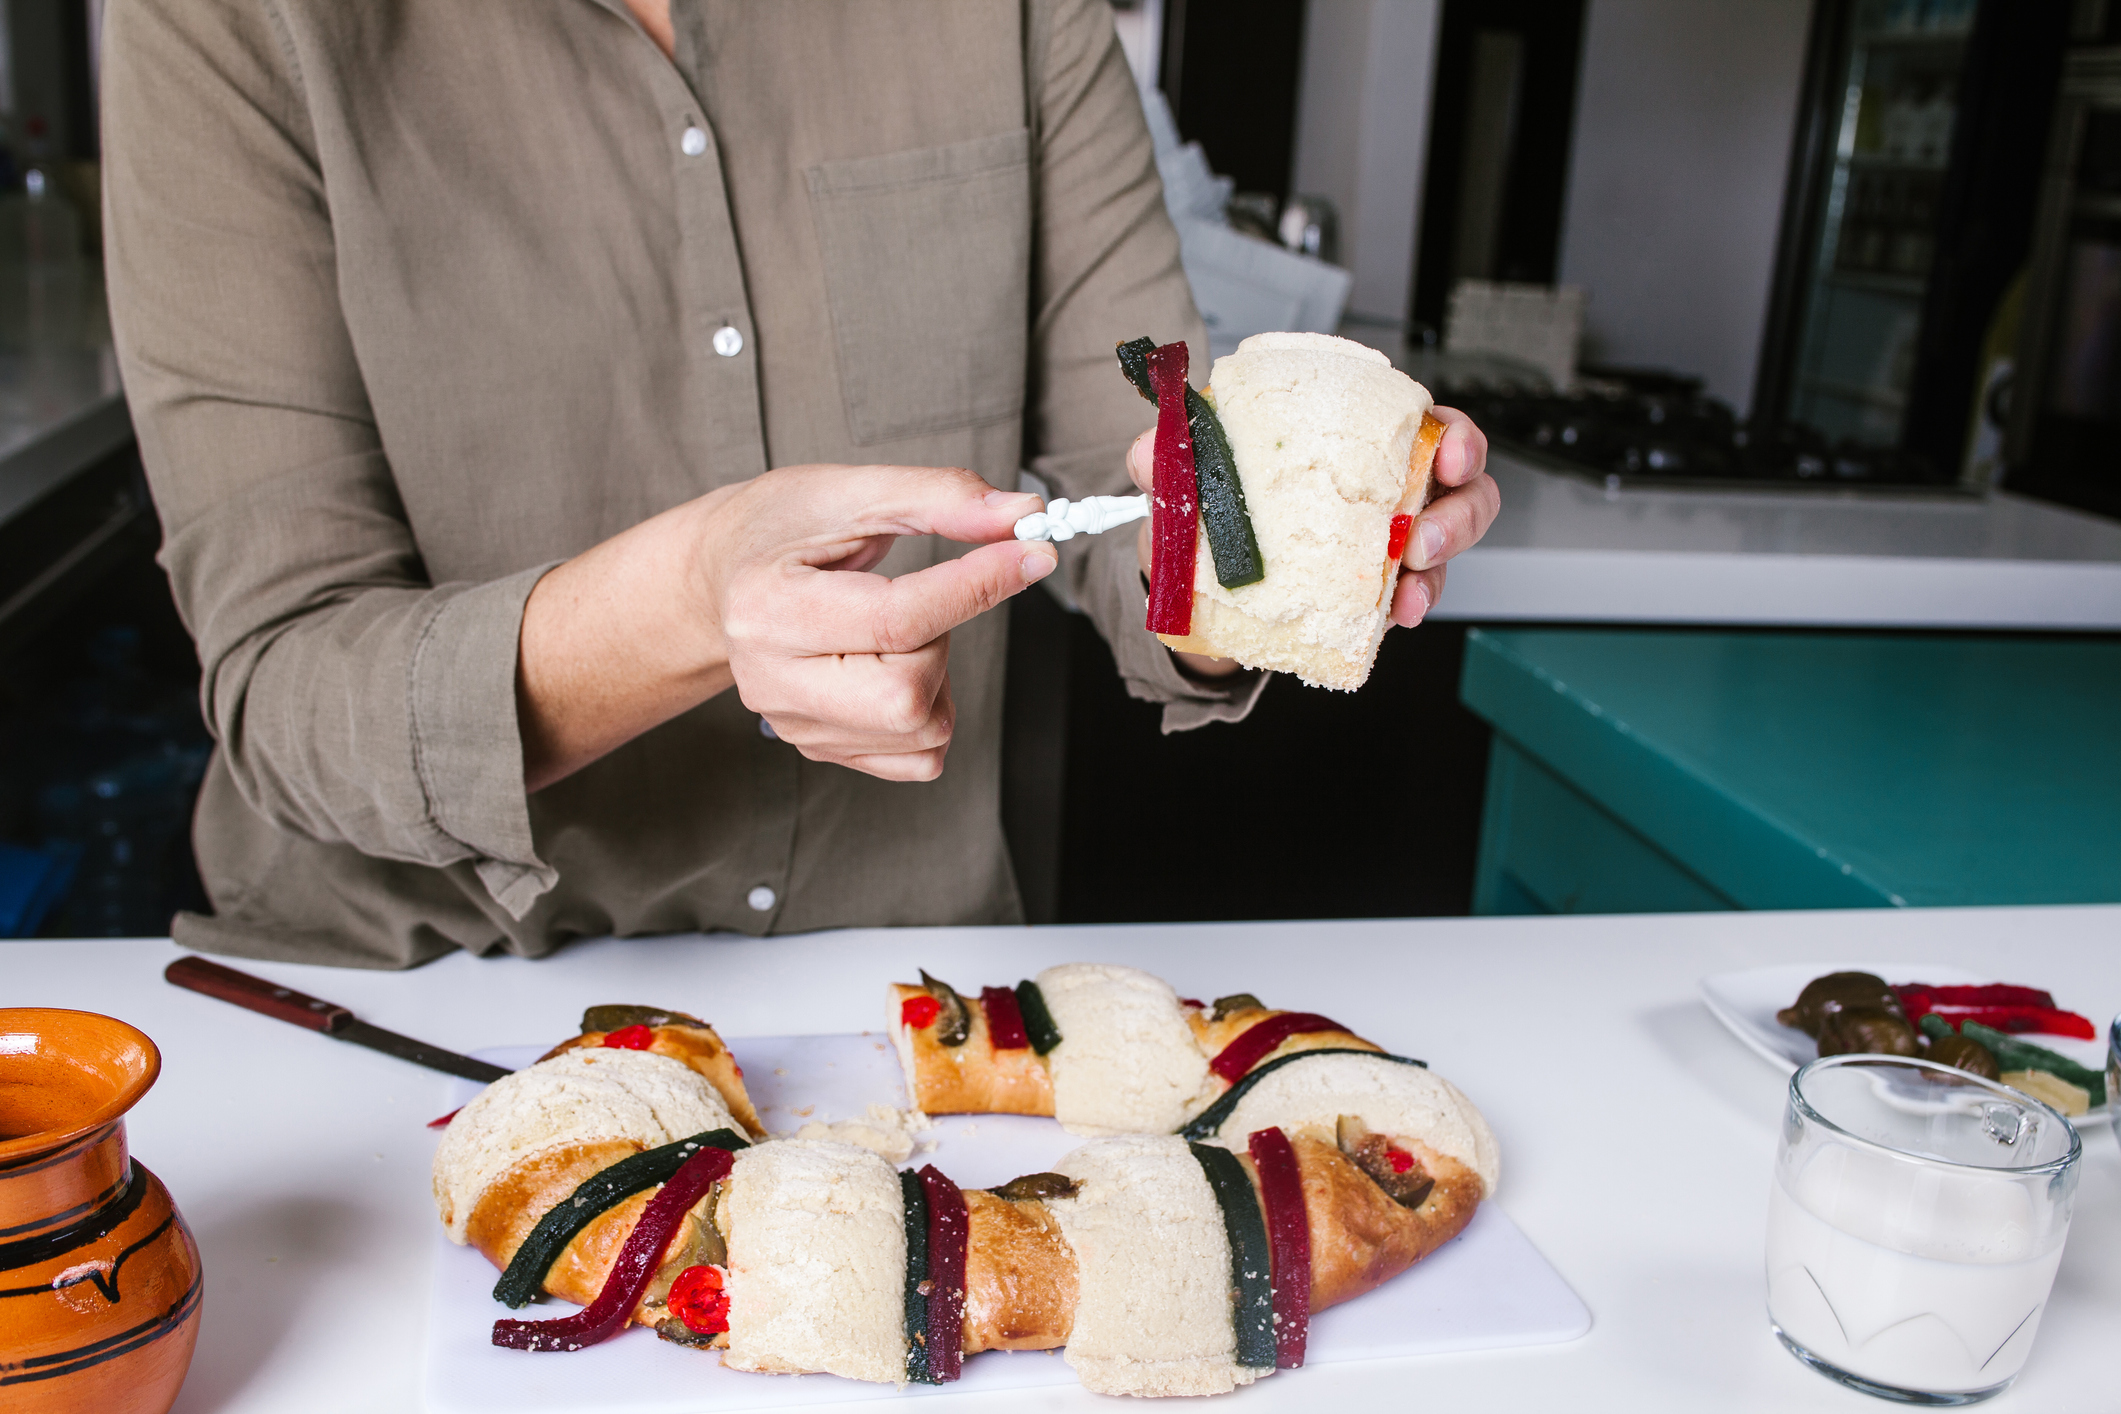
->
xmin=712 ymin=325 xmax=744 ymax=357
xmin=680 ymin=126 xmax=708 ymax=157
xmin=746 ymin=885 xmax=777 ymax=912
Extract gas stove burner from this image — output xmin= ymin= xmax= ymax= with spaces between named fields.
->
xmin=1432 ymin=363 xmax=1950 ymax=489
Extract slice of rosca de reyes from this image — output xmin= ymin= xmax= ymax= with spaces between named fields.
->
xmin=1157 ymin=332 xmax=1444 ymax=691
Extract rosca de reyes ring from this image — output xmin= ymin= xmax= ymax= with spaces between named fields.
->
xmin=429 ymin=962 xmax=1499 ymax=1398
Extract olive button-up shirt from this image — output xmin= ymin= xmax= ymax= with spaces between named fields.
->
xmin=103 ymin=0 xmax=1264 ymax=967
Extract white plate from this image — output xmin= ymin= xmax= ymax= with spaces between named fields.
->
xmin=1698 ymin=961 xmax=2112 ymax=1117
xmin=423 ymin=1036 xmax=1589 ymax=1413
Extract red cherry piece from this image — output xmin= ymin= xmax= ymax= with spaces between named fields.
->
xmin=1180 ymin=998 xmax=1205 ymax=1010
xmin=667 ymin=1264 xmax=731 ymax=1335
xmin=1387 ymin=1148 xmax=1415 ymax=1174
xmin=603 ymin=1024 xmax=656 ymax=1050
xmin=902 ymin=995 xmax=943 ymax=1029
xmin=1387 ymin=514 xmax=1414 ymax=562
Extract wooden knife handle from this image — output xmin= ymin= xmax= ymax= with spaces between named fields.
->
xmin=164 ymin=956 xmax=354 ymax=1034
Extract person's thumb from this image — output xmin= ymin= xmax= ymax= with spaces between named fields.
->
xmin=806 ymin=538 xmax=1057 ymax=655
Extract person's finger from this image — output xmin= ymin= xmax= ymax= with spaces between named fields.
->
xmin=812 ymin=534 xmax=899 ymax=575
xmin=1428 ymin=406 xmax=1488 ymax=489
xmin=744 ymin=642 xmax=953 ymax=740
xmin=813 ymin=463 xmax=1045 ymax=546
xmin=1405 ymin=470 xmax=1500 ymax=572
xmin=1390 ymin=562 xmax=1447 ymax=628
xmin=835 ymin=539 xmax=1057 ymax=655
xmin=725 ymin=463 xmax=1044 ymax=559
xmin=840 ymin=745 xmax=951 ymax=783
xmin=1125 ymin=427 xmax=1156 ymax=493
xmin=767 ymin=712 xmax=956 ymax=759
xmin=778 ymin=675 xmax=960 ymax=783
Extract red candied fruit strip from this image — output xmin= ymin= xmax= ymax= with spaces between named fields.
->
xmin=1905 ymin=983 xmax=2058 ymax=1010
xmin=980 ymin=986 xmax=1030 ymax=1051
xmin=1208 ymin=1012 xmax=1348 ymax=1083
xmin=1387 ymin=514 xmax=1414 ymax=562
xmin=919 ymin=1165 xmax=970 ymax=1382
xmin=1144 ymin=341 xmax=1198 ymax=637
xmin=1248 ymin=1126 xmax=1310 ymax=1369
xmin=1387 ymin=1149 xmax=1415 ymax=1174
xmin=1945 ymin=1005 xmax=2094 ymax=1039
xmin=667 ymin=1263 xmax=730 ymax=1335
xmin=901 ymin=994 xmax=942 ymax=1030
xmin=1894 ymin=984 xmax=2093 ymax=1039
xmin=426 ymin=1106 xmax=463 ymax=1130
xmin=603 ymin=1024 xmax=656 ymax=1050
xmin=492 ymin=1144 xmax=735 ymax=1352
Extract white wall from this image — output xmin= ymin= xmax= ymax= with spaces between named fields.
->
xmin=1557 ymin=0 xmax=1813 ymax=412
xmin=1290 ymin=0 xmax=1443 ymax=325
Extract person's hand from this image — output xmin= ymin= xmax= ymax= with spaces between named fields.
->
xmin=1121 ymin=403 xmax=1500 ymax=654
xmin=706 ymin=464 xmax=1055 ymax=781
xmin=1390 ymin=405 xmax=1498 ymax=628
xmin=518 ymin=464 xmax=1053 ymax=790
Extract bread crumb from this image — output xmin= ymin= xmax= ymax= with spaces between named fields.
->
xmin=791 ymin=1104 xmax=928 ymax=1164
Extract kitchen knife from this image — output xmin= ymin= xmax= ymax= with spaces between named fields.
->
xmin=164 ymin=955 xmax=513 ymax=1084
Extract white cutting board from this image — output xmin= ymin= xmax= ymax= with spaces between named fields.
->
xmin=423 ymin=1036 xmax=1589 ymax=1412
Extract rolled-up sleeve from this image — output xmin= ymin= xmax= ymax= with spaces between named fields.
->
xmin=104 ymin=0 xmax=555 ymax=912
xmin=1022 ymin=0 xmax=1270 ymax=733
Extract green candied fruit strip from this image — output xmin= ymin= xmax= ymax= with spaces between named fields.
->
xmin=899 ymin=1168 xmax=935 ymax=1383
xmin=1189 ymin=1141 xmax=1276 ymax=1370
xmin=1185 ymin=388 xmax=1264 ymax=588
xmin=1116 ymin=337 xmax=1156 ymax=402
xmin=1957 ymin=1021 xmax=2107 ymax=1106
xmin=491 ymin=1127 xmax=749 ymax=1309
xmin=1177 ymin=1048 xmax=1428 ymax=1141
xmin=1113 ymin=337 xmax=1265 ymax=589
xmin=1014 ymin=979 xmax=1062 ymax=1056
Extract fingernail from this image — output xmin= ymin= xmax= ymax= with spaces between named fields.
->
xmin=1406 ymin=577 xmax=1431 ymax=623
xmin=987 ymin=489 xmax=1038 ymax=510
xmin=1021 ymin=547 xmax=1056 ymax=583
xmin=1416 ymin=520 xmax=1446 ymax=568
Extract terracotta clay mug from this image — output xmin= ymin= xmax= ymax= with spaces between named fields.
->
xmin=0 ymin=1009 xmax=202 ymax=1413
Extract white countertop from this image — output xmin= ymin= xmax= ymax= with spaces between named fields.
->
xmin=12 ymin=907 xmax=2119 ymax=1412
xmin=1433 ymin=453 xmax=2121 ymax=629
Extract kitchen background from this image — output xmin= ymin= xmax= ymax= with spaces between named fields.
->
xmin=3 ymin=0 xmax=2116 ymax=939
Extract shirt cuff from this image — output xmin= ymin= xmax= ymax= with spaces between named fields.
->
xmin=409 ymin=562 xmax=563 ymax=918
xmin=1077 ymin=530 xmax=1271 ymax=733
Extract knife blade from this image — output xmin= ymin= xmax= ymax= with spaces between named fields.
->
xmin=164 ymin=955 xmax=513 ymax=1084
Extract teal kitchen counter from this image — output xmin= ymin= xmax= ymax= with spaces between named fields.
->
xmin=1459 ymin=628 xmax=2121 ymax=914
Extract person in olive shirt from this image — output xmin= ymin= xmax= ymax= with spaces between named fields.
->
xmin=102 ymin=0 xmax=1498 ymax=968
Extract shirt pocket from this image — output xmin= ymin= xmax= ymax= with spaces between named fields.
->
xmin=807 ymin=128 xmax=1031 ymax=446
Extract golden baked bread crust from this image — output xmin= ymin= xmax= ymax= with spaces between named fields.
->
xmin=465 ymin=1138 xmax=648 ymax=1307
xmin=1273 ymin=1129 xmax=1483 ymax=1310
xmin=892 ymin=983 xmax=1055 ymax=1116
xmin=961 ymin=1189 xmax=1078 ymax=1352
xmin=540 ymin=1025 xmax=765 ymax=1138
